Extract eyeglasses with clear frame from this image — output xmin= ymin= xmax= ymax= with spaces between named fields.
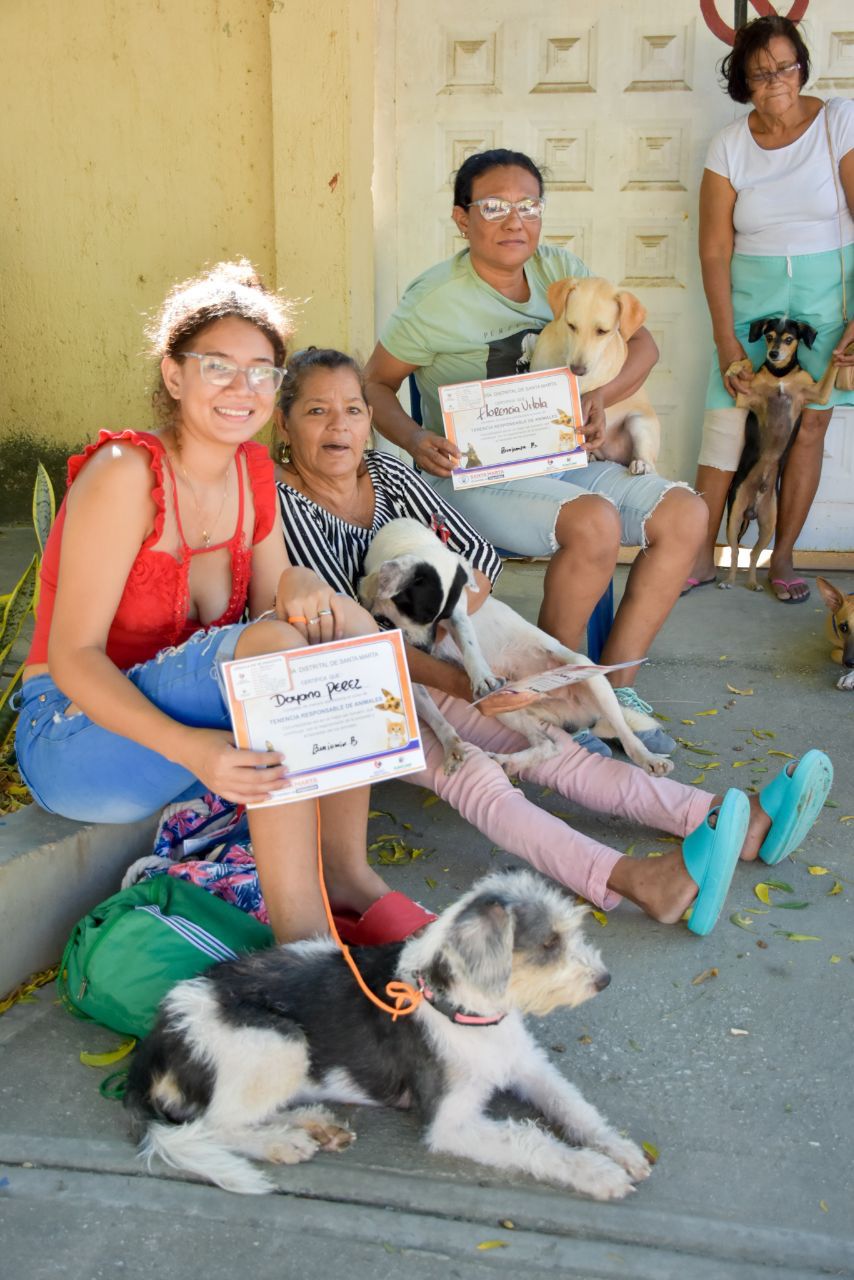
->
xmin=467 ymin=196 xmax=546 ymax=222
xmin=746 ymin=60 xmax=801 ymax=87
xmin=180 ymin=352 xmax=285 ymax=394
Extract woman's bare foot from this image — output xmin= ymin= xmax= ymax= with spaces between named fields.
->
xmin=738 ymin=792 xmax=772 ymax=861
xmin=607 ymin=791 xmax=771 ymax=923
xmin=607 ymin=849 xmax=701 ymax=924
xmin=322 ymin=862 xmax=392 ymax=914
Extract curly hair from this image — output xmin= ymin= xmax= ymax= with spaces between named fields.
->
xmin=720 ymin=15 xmax=810 ymax=104
xmin=147 ymin=259 xmax=295 ymax=425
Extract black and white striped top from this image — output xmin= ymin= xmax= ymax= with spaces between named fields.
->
xmin=276 ymin=450 xmax=502 ymax=598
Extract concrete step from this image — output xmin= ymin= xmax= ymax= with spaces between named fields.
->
xmin=0 ymin=804 xmax=157 ymax=996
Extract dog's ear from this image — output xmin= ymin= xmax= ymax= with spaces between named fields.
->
xmin=615 ymin=291 xmax=647 ymax=340
xmin=445 ymin=893 xmax=514 ymax=998
xmin=748 ymin=319 xmax=769 ymax=344
xmin=817 ymin=576 xmax=846 ymax=614
xmin=546 ymin=277 xmax=579 ymax=320
xmin=796 ymin=322 xmax=818 ymax=349
xmin=357 ymin=571 xmax=379 ymax=610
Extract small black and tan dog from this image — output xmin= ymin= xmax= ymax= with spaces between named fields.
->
xmin=721 ymin=317 xmax=837 ymax=592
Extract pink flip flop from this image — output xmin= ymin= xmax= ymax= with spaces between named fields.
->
xmin=769 ymin=577 xmax=810 ymax=604
xmin=680 ymin=576 xmax=717 ymax=597
xmin=331 ymin=892 xmax=437 ymax=945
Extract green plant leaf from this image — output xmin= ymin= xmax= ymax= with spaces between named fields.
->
xmin=32 ymin=461 xmax=56 ymax=555
xmin=0 ymin=662 xmax=25 ymax=760
xmin=0 ymin=554 xmax=38 ymax=665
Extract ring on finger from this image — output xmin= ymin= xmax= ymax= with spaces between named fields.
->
xmin=308 ymin=616 xmax=320 ymax=625
xmin=317 ymin=609 xmax=334 ymax=617
xmin=287 ymin=615 xmax=308 ymax=624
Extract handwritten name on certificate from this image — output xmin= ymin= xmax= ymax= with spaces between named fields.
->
xmin=221 ymin=631 xmax=425 ymax=809
xmin=439 ymin=367 xmax=587 ymax=490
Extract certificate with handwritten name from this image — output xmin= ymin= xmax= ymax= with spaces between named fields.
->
xmin=221 ymin=631 xmax=425 ymax=809
xmin=439 ymin=367 xmax=587 ymax=490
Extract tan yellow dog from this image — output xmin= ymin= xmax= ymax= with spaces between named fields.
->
xmin=529 ymin=276 xmax=660 ymax=475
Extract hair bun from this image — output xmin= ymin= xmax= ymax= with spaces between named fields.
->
xmin=211 ymin=259 xmax=265 ymax=292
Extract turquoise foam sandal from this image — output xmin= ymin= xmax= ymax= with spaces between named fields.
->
xmin=757 ymin=750 xmax=833 ymax=866
xmin=683 ymin=789 xmax=750 ymax=937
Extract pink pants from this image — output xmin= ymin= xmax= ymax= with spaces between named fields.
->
xmin=405 ymin=691 xmax=715 ymax=910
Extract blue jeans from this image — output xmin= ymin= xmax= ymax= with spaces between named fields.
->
xmin=425 ymin=460 xmax=682 ymax=554
xmin=15 ymin=624 xmax=247 ymax=824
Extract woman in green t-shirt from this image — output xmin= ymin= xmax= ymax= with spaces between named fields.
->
xmin=365 ymin=148 xmax=706 ymax=758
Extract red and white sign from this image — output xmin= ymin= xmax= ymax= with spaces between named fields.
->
xmin=700 ymin=1 xmax=809 ymax=47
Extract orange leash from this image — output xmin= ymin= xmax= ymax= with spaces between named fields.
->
xmin=314 ymin=800 xmax=422 ymax=1021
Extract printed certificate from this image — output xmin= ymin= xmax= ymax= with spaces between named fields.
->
xmin=439 ymin=367 xmax=587 ymax=490
xmin=221 ymin=631 xmax=425 ymax=809
xmin=472 ymin=659 xmax=646 ymax=704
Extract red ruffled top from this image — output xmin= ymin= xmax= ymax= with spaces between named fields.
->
xmin=28 ymin=430 xmax=277 ymax=671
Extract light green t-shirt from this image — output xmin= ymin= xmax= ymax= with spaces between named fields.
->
xmin=379 ymin=244 xmax=590 ymax=435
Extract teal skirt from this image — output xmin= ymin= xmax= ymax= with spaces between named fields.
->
xmin=705 ymin=244 xmax=854 ymax=411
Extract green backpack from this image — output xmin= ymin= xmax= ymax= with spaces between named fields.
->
xmin=57 ymin=875 xmax=274 ymax=1039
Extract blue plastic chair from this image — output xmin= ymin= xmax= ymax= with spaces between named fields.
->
xmin=406 ymin=375 xmax=614 ymax=662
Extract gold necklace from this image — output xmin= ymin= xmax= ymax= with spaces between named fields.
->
xmin=176 ymin=458 xmax=231 ymax=547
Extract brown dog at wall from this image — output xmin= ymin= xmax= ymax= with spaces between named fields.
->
xmin=720 ymin=318 xmax=838 ymax=593
xmin=816 ymin=576 xmax=854 ymax=690
xmin=528 ymin=276 xmax=660 ymax=475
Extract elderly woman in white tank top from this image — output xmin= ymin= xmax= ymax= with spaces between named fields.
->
xmin=685 ymin=15 xmax=854 ymax=604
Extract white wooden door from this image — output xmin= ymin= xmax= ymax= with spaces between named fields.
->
xmin=375 ymin=0 xmax=854 ymax=551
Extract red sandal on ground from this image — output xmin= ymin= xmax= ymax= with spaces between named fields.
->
xmin=331 ymin=892 xmax=437 ymax=945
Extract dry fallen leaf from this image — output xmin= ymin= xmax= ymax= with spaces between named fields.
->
xmin=726 ymin=683 xmax=754 ymax=695
xmin=775 ymin=932 xmax=821 ymax=941
xmin=697 ymin=709 xmax=718 ymax=717
xmin=646 ymin=850 xmax=663 ymax=858
xmin=691 ymin=967 xmax=718 ymax=986
xmin=590 ymin=909 xmax=608 ymax=927
xmin=681 ymin=718 xmax=695 ymax=725
xmin=368 ymin=808 xmax=394 ymax=820
xmin=730 ymin=912 xmax=756 ymax=931
xmin=476 ymin=1242 xmax=509 ymax=1251
xmin=767 ymin=750 xmax=795 ymax=759
xmin=829 ymin=881 xmax=843 ymax=896
xmin=807 ymin=866 xmax=830 ymax=876
xmin=578 ymin=1034 xmax=592 ymax=1045
xmin=691 ymin=772 xmax=706 ymax=785
xmin=819 ymin=1201 xmax=829 ymax=1213
xmin=79 ymin=1038 xmax=136 ymax=1068
xmin=729 ymin=1027 xmax=749 ymax=1036
xmin=830 ymin=955 xmax=842 ymax=964
xmin=641 ymin=1141 xmax=659 ymax=1164
xmin=498 ymin=1220 xmax=515 ymax=1230
xmin=839 ymin=815 xmax=854 ymax=824
xmin=424 ymin=877 xmax=438 ymax=890
xmin=751 ymin=728 xmax=776 ymax=740
xmin=754 ymin=883 xmax=772 ymax=905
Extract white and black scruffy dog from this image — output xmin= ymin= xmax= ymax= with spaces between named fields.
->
xmin=357 ymin=518 xmax=672 ymax=778
xmin=124 ymin=871 xmax=651 ymax=1199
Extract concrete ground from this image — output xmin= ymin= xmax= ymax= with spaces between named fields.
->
xmin=1 ymin=523 xmax=853 ymax=1279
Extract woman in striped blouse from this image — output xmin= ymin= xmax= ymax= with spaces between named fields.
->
xmin=271 ymin=348 xmax=813 ymax=933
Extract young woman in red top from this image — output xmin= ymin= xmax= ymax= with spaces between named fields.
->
xmin=16 ymin=261 xmax=432 ymax=944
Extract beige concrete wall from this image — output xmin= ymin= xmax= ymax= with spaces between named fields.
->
xmin=270 ymin=0 xmax=376 ymax=360
xmin=0 ymin=0 xmax=376 ymax=519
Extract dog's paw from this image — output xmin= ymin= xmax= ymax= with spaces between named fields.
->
xmin=597 ymin=1135 xmax=652 ymax=1182
xmin=263 ymin=1125 xmax=321 ymax=1165
xmin=565 ymin=1149 xmax=635 ymax=1201
xmin=837 ymin=670 xmax=854 ymax=691
xmin=472 ymin=672 xmax=505 ymax=699
xmin=718 ymin=581 xmax=732 ymax=590
xmin=629 ymin=459 xmax=655 ymax=476
xmin=299 ymin=1118 xmax=355 ymax=1153
xmin=749 ymin=582 xmax=763 ymax=593
xmin=443 ymin=738 xmax=472 ymax=775
xmin=642 ymin=753 xmax=674 ymax=777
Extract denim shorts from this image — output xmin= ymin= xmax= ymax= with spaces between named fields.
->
xmin=15 ymin=624 xmax=247 ymax=824
xmin=425 ymin=460 xmax=682 ymax=554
